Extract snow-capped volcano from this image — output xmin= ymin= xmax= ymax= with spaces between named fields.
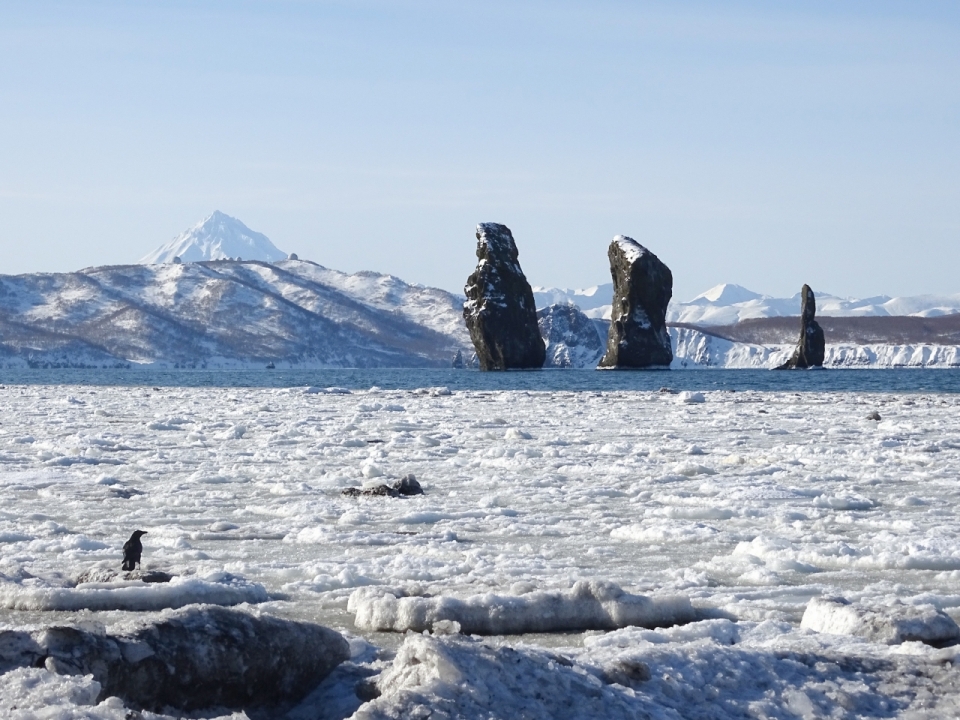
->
xmin=140 ymin=211 xmax=287 ymax=264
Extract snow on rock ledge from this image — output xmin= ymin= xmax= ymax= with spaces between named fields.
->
xmin=0 ymin=572 xmax=268 ymax=611
xmin=801 ymin=596 xmax=960 ymax=646
xmin=349 ymin=581 xmax=695 ymax=634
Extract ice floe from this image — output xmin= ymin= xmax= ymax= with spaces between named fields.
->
xmin=349 ymin=581 xmax=695 ymax=634
xmin=801 ymin=596 xmax=960 ymax=646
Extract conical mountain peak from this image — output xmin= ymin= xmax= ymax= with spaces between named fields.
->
xmin=140 ymin=212 xmax=287 ymax=264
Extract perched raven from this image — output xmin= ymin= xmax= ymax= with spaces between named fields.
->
xmin=122 ymin=530 xmax=148 ymax=571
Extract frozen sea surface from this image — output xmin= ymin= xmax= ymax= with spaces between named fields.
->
xmin=2 ymin=378 xmax=960 ymax=717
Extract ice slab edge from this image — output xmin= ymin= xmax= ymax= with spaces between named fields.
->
xmin=801 ymin=596 xmax=960 ymax=646
xmin=350 ymin=580 xmax=696 ymax=634
xmin=0 ymin=606 xmax=350 ymax=714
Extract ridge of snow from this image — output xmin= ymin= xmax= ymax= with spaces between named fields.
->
xmin=140 ymin=211 xmax=287 ymax=264
xmin=688 ymin=283 xmax=765 ymax=305
xmin=536 ymin=282 xmax=960 ymax=325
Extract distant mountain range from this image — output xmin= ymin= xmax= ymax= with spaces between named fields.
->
xmin=534 ymin=283 xmax=960 ymax=325
xmin=0 ymin=213 xmax=958 ymax=369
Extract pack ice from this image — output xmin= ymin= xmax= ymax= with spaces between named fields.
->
xmin=2 ymin=383 xmax=960 ymax=717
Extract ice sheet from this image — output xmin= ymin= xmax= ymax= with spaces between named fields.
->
xmin=2 ymin=383 xmax=960 ymax=714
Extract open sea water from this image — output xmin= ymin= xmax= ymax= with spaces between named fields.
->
xmin=1 ymin=367 xmax=959 ymax=392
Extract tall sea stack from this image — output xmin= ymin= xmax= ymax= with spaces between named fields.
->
xmin=463 ymin=223 xmax=545 ymax=371
xmin=598 ymin=236 xmax=673 ymax=369
xmin=777 ymin=284 xmax=825 ymax=369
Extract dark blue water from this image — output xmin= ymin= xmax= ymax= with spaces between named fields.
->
xmin=1 ymin=368 xmax=959 ymax=393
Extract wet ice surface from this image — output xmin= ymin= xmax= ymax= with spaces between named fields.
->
xmin=3 ymin=382 xmax=960 ymax=717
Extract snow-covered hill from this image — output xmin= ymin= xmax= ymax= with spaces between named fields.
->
xmin=0 ymin=259 xmax=471 ymax=369
xmin=534 ymin=282 xmax=960 ymax=324
xmin=140 ymin=211 xmax=287 ymax=264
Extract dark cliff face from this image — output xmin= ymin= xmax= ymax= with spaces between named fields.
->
xmin=598 ymin=236 xmax=673 ymax=369
xmin=777 ymin=284 xmax=826 ymax=369
xmin=463 ymin=223 xmax=545 ymax=370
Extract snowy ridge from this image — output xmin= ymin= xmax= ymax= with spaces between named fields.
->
xmin=537 ymin=304 xmax=605 ymax=368
xmin=0 ymin=259 xmax=471 ymax=368
xmin=140 ymin=211 xmax=287 ymax=264
xmin=535 ymin=281 xmax=960 ymax=324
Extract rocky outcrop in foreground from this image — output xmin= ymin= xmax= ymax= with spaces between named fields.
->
xmin=0 ymin=606 xmax=349 ymax=714
xmin=598 ymin=236 xmax=673 ymax=369
xmin=463 ymin=223 xmax=545 ymax=370
xmin=777 ymin=284 xmax=825 ymax=369
xmin=537 ymin=304 xmax=605 ymax=368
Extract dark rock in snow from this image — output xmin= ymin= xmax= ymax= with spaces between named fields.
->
xmin=776 ymin=285 xmax=825 ymax=369
xmin=396 ymin=474 xmax=423 ymax=496
xmin=598 ymin=236 xmax=673 ymax=369
xmin=601 ymin=658 xmax=651 ymax=686
xmin=342 ymin=486 xmax=390 ymax=497
xmin=74 ymin=568 xmax=173 ymax=585
xmin=452 ymin=349 xmax=465 ymax=369
xmin=109 ymin=487 xmax=145 ymax=499
xmin=31 ymin=606 xmax=349 ymax=714
xmin=463 ymin=223 xmax=545 ymax=370
xmin=342 ymin=474 xmax=423 ymax=498
xmin=867 ymin=411 xmax=882 ymax=421
xmin=537 ymin=304 xmax=605 ymax=368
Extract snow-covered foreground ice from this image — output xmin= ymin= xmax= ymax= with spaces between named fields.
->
xmin=2 ymin=382 xmax=960 ymax=717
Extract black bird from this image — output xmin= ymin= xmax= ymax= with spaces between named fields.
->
xmin=122 ymin=530 xmax=147 ymax=571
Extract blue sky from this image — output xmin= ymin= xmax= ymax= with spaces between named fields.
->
xmin=1 ymin=1 xmax=957 ymax=301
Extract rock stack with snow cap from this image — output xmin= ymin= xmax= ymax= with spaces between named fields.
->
xmin=598 ymin=236 xmax=673 ymax=369
xmin=776 ymin=284 xmax=825 ymax=369
xmin=463 ymin=223 xmax=545 ymax=370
